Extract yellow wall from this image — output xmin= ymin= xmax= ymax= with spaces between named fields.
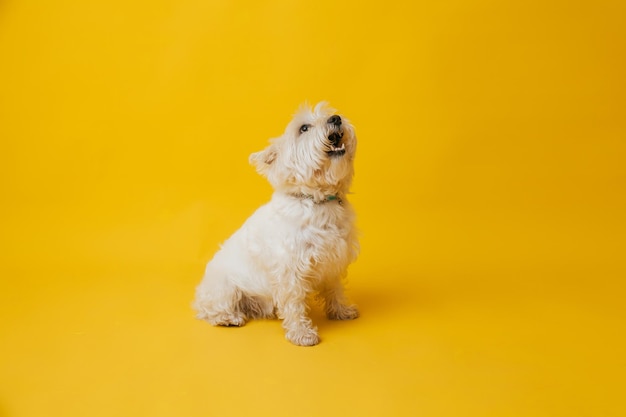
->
xmin=1 ymin=0 xmax=625 ymax=416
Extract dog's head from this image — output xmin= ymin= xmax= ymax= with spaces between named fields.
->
xmin=250 ymin=102 xmax=357 ymax=196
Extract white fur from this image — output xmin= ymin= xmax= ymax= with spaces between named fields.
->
xmin=193 ymin=102 xmax=359 ymax=346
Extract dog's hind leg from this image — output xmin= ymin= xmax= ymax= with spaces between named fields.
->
xmin=193 ymin=272 xmax=248 ymax=327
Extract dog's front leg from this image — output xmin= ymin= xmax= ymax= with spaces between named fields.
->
xmin=320 ymin=278 xmax=360 ymax=320
xmin=276 ymin=278 xmax=320 ymax=346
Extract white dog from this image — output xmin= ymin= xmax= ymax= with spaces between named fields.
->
xmin=193 ymin=102 xmax=359 ymax=346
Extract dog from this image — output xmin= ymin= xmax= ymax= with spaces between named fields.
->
xmin=193 ymin=102 xmax=359 ymax=346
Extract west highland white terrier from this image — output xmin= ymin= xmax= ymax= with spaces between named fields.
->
xmin=193 ymin=102 xmax=359 ymax=346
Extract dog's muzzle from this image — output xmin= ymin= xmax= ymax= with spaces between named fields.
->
xmin=327 ymin=115 xmax=346 ymax=157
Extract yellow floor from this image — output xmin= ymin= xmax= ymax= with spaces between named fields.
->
xmin=1 ymin=0 xmax=625 ymax=416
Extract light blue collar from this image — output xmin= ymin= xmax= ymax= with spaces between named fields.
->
xmin=290 ymin=193 xmax=343 ymax=205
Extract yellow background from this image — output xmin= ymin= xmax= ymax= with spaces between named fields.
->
xmin=1 ymin=0 xmax=625 ymax=416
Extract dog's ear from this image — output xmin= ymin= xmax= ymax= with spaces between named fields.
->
xmin=249 ymin=145 xmax=277 ymax=175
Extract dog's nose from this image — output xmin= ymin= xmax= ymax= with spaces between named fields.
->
xmin=327 ymin=115 xmax=342 ymax=126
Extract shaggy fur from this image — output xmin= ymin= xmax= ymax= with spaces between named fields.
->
xmin=193 ymin=102 xmax=359 ymax=346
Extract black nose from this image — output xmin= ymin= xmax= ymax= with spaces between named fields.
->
xmin=327 ymin=115 xmax=342 ymax=126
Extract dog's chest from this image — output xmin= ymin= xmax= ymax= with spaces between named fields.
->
xmin=301 ymin=209 xmax=345 ymax=241
xmin=250 ymin=198 xmax=355 ymax=269
xmin=292 ymin=204 xmax=352 ymax=261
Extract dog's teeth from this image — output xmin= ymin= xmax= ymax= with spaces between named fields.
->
xmin=327 ymin=143 xmax=345 ymax=152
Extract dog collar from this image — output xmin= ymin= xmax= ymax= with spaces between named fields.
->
xmin=290 ymin=193 xmax=343 ymax=205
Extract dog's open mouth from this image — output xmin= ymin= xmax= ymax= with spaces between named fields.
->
xmin=327 ymin=131 xmax=346 ymax=157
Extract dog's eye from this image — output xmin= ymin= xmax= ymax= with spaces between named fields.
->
xmin=299 ymin=124 xmax=311 ymax=134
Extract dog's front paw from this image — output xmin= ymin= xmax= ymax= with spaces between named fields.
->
xmin=327 ymin=304 xmax=359 ymax=320
xmin=286 ymin=328 xmax=320 ymax=346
